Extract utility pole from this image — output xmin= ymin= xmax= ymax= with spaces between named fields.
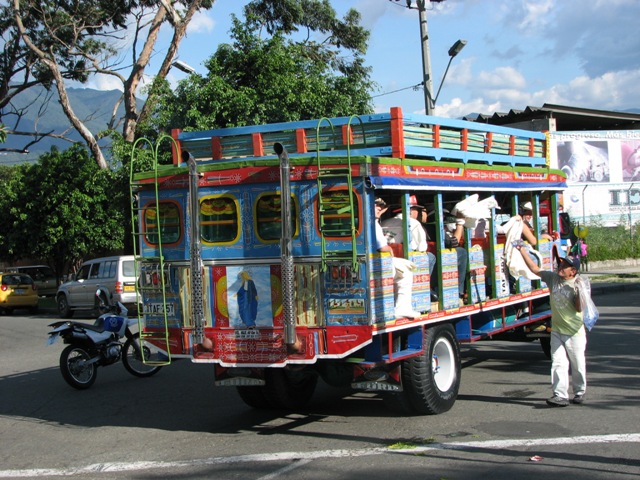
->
xmin=417 ymin=0 xmax=435 ymax=115
xmin=398 ymin=0 xmax=462 ymax=115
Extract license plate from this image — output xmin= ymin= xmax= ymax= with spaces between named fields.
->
xmin=14 ymin=289 xmax=25 ymax=295
xmin=144 ymin=303 xmax=175 ymax=316
xmin=47 ymin=333 xmax=60 ymax=346
xmin=124 ymin=285 xmax=135 ymax=292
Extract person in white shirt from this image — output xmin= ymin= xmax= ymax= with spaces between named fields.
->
xmin=374 ymin=198 xmax=420 ymax=318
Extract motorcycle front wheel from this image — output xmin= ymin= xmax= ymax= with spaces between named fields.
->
xmin=60 ymin=344 xmax=98 ymax=389
xmin=122 ymin=332 xmax=163 ymax=378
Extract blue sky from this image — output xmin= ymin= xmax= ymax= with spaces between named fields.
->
xmin=95 ymin=0 xmax=640 ymax=118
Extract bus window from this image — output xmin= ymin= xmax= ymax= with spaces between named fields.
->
xmin=201 ymin=196 xmax=240 ymax=244
xmin=144 ymin=201 xmax=181 ymax=245
xmin=318 ymin=189 xmax=360 ymax=238
xmin=255 ymin=193 xmax=298 ymax=242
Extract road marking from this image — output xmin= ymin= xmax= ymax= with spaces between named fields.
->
xmin=256 ymin=458 xmax=313 ymax=480
xmin=0 ymin=433 xmax=638 ymax=478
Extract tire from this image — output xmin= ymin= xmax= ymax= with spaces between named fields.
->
xmin=236 ymin=386 xmax=273 ymax=409
xmin=540 ymin=336 xmax=551 ymax=359
xmin=383 ymin=388 xmax=418 ymax=415
xmin=60 ymin=344 xmax=98 ymax=389
xmin=263 ymin=368 xmax=317 ymax=410
xmin=397 ymin=324 xmax=461 ymax=415
xmin=57 ymin=294 xmax=73 ymax=318
xmin=122 ymin=332 xmax=163 ymax=377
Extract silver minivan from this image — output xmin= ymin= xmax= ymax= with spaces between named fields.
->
xmin=56 ymin=255 xmax=138 ymax=318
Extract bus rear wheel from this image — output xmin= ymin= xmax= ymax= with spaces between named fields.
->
xmin=236 ymin=386 xmax=272 ymax=409
xmin=391 ymin=324 xmax=461 ymax=415
xmin=263 ymin=368 xmax=317 ymax=410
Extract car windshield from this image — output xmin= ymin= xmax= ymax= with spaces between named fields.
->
xmin=2 ymin=274 xmax=33 ymax=286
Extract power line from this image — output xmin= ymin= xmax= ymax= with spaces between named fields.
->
xmin=372 ymin=82 xmax=424 ymax=98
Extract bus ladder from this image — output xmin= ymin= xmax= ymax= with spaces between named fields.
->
xmin=128 ymin=136 xmax=174 ymax=366
xmin=315 ymin=116 xmax=364 ymax=273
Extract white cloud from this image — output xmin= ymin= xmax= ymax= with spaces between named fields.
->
xmin=188 ymin=11 xmax=216 ymax=34
xmin=518 ymin=0 xmax=554 ymax=30
xmin=539 ymin=0 xmax=640 ymax=76
xmin=475 ymin=66 xmax=527 ymax=90
xmin=433 ymin=97 xmax=503 ymax=118
xmin=85 ymin=74 xmax=124 ymax=92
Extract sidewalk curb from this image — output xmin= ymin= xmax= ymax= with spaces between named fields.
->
xmin=590 ymin=282 xmax=640 ymax=297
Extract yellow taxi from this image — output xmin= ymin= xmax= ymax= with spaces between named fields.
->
xmin=0 ymin=273 xmax=39 ymax=314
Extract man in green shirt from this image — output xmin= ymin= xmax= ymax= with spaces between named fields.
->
xmin=515 ymin=247 xmax=585 ymax=407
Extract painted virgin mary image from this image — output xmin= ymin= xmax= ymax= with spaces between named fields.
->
xmin=235 ymin=270 xmax=258 ymax=327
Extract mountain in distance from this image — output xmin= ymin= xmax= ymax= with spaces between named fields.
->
xmin=1 ymin=86 xmax=139 ymax=166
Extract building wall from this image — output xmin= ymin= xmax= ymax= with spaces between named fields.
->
xmin=549 ymin=131 xmax=640 ymax=227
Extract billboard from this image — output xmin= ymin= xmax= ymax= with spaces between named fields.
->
xmin=549 ymin=131 xmax=640 ymax=227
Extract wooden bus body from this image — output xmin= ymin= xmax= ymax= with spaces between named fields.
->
xmin=129 ymin=107 xmax=566 ymax=414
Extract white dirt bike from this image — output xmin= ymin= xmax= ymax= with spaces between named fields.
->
xmin=47 ymin=288 xmax=163 ymax=389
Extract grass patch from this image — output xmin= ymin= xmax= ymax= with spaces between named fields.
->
xmin=388 ymin=437 xmax=437 ymax=449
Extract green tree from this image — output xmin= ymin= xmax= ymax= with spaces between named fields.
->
xmin=145 ymin=1 xmax=374 ymax=134
xmin=1 ymin=144 xmax=128 ymax=279
xmin=2 ymin=0 xmax=214 ymax=167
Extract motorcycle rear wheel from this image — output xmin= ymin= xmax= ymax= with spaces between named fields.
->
xmin=60 ymin=344 xmax=98 ymax=389
xmin=122 ymin=332 xmax=163 ymax=378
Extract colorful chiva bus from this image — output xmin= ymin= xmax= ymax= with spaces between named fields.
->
xmin=129 ymin=107 xmax=566 ymax=414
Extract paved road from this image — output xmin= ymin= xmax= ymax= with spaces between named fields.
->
xmin=0 ymin=289 xmax=639 ymax=479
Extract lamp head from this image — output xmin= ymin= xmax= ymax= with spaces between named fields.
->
xmin=448 ymin=39 xmax=467 ymax=57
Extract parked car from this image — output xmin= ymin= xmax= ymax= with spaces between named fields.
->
xmin=9 ymin=265 xmax=58 ymax=297
xmin=0 ymin=272 xmax=39 ymax=314
xmin=56 ymin=256 xmax=138 ymax=318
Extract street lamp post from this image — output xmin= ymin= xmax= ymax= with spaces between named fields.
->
xmin=432 ymin=39 xmax=467 ymax=107
xmin=415 ymin=0 xmax=466 ymax=115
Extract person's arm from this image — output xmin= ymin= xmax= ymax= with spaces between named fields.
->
xmin=515 ymin=244 xmax=541 ymax=275
xmin=521 ymin=222 xmax=538 ymax=246
xmin=453 ymin=213 xmax=465 ymax=243
xmin=378 ymin=244 xmax=394 ymax=255
xmin=574 ymin=290 xmax=582 ymax=312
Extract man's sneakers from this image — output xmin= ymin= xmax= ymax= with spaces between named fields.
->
xmin=546 ymin=395 xmax=570 ymax=407
xmin=572 ymin=394 xmax=585 ymax=405
xmin=546 ymin=394 xmax=585 ymax=407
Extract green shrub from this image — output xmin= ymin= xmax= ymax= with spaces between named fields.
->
xmin=577 ymin=217 xmax=640 ymax=262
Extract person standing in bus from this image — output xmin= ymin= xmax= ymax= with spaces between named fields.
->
xmin=514 ymin=246 xmax=586 ymax=407
xmin=381 ymin=199 xmax=427 ymax=252
xmin=445 ymin=210 xmax=470 ymax=301
xmin=381 ymin=196 xmax=438 ymax=302
xmin=520 ymin=202 xmax=553 ymax=246
xmin=374 ymin=198 xmax=420 ymax=318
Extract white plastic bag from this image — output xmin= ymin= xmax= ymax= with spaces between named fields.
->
xmin=452 ymin=194 xmax=500 ymax=229
xmin=575 ymin=275 xmax=599 ymax=331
